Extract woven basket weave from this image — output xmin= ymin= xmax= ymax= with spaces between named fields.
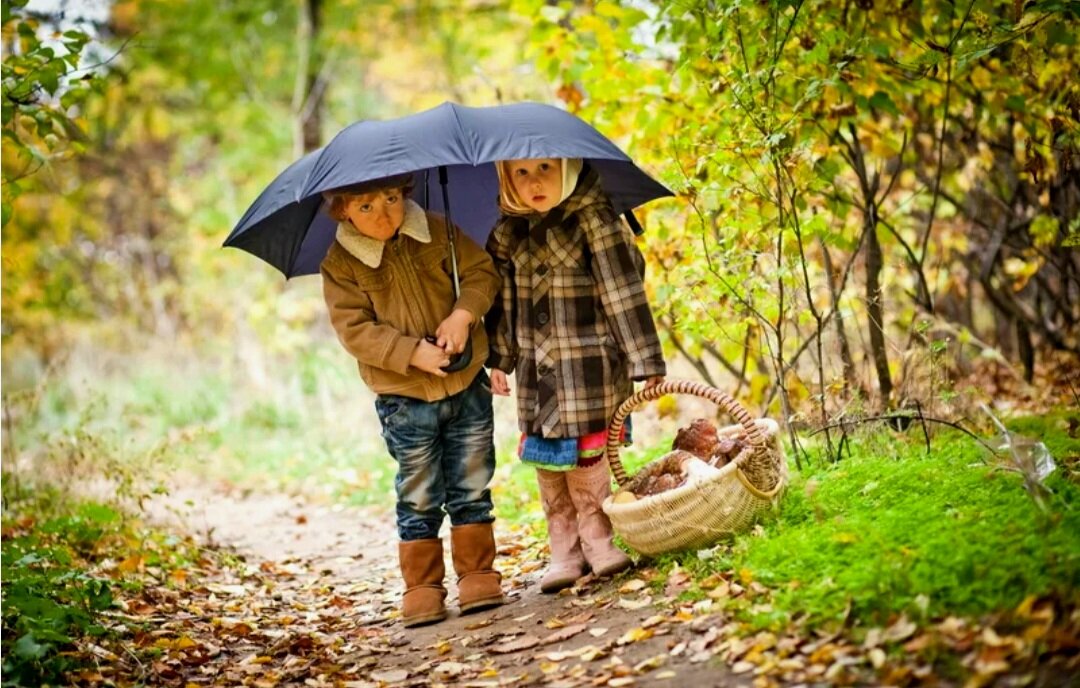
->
xmin=601 ymin=380 xmax=788 ymax=556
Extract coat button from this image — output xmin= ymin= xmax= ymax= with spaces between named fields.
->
xmin=537 ymin=311 xmax=550 ymax=326
xmin=537 ymin=364 xmax=551 ymax=376
xmin=536 ymin=264 xmax=549 ymax=277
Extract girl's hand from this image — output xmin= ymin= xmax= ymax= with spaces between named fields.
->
xmin=490 ymin=369 xmax=511 ymax=396
xmin=643 ymin=375 xmax=665 ymax=390
xmin=410 ymin=340 xmax=450 ymax=377
xmin=435 ymin=308 xmax=473 ymax=354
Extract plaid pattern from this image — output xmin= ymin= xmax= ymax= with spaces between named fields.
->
xmin=485 ymin=167 xmax=666 ymax=439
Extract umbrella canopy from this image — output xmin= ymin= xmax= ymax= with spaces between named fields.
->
xmin=224 ymin=102 xmax=672 ymax=278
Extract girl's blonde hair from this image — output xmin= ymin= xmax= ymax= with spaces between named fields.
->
xmin=496 ymin=158 xmax=583 ymax=215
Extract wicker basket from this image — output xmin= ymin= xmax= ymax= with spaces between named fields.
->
xmin=601 ymin=380 xmax=788 ymax=556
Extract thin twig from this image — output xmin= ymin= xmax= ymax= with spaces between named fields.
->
xmin=808 ymin=414 xmax=995 ymax=453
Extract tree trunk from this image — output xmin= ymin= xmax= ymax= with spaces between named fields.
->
xmin=865 ymin=209 xmax=893 ymax=409
xmin=820 ymin=239 xmax=858 ymax=399
xmin=292 ymin=0 xmax=324 ymax=156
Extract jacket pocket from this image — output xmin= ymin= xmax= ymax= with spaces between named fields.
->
xmin=355 ymin=270 xmax=394 ymax=292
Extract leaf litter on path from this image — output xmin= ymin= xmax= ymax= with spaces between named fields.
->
xmin=76 ymin=486 xmax=1078 ymax=687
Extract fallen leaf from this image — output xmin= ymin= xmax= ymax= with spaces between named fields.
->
xmin=370 ymin=669 xmax=408 ymax=683
xmin=618 ymin=595 xmax=652 ymax=610
xmin=433 ymin=661 xmax=468 ymax=677
xmin=865 ymin=646 xmax=886 ymax=670
xmin=903 ymin=633 xmax=933 ymax=652
xmin=863 ymin=627 xmax=884 ymax=649
xmin=883 ymin=616 xmax=917 ymax=643
xmin=561 ymin=611 xmax=595 ymax=625
xmin=579 ymin=645 xmax=608 ymax=661
xmin=539 ymin=660 xmax=561 ymax=674
xmin=633 ymin=654 xmax=666 ymax=672
xmin=617 ymin=627 xmax=654 ymax=645
xmin=619 ymin=579 xmax=648 ymax=594
xmin=664 ymin=571 xmax=692 ymax=597
xmin=489 ymin=635 xmax=541 ymax=655
xmin=707 ymin=580 xmax=731 ymax=599
xmin=731 ymin=660 xmax=755 ymax=673
xmin=541 ymin=623 xmax=587 ymax=645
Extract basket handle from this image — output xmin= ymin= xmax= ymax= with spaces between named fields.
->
xmin=605 ymin=379 xmax=765 ymax=487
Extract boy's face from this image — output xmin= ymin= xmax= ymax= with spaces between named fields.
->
xmin=342 ymin=189 xmax=405 ymax=241
xmin=507 ymin=158 xmax=562 ymax=213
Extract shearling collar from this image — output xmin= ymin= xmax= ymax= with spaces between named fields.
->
xmin=335 ymin=199 xmax=431 ymax=268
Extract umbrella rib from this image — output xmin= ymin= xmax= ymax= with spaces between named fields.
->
xmin=446 ymin=103 xmax=477 ymax=165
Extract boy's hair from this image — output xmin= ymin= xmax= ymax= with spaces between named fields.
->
xmin=322 ymin=173 xmax=415 ymax=222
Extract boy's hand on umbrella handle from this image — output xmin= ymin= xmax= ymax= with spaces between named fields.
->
xmin=490 ymin=369 xmax=511 ymax=396
xmin=435 ymin=309 xmax=473 ymax=354
xmin=643 ymin=375 xmax=665 ymax=391
xmin=410 ymin=340 xmax=450 ymax=377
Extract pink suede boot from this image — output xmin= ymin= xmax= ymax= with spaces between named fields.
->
xmin=536 ymin=469 xmax=588 ymax=593
xmin=566 ymin=460 xmax=632 ymax=577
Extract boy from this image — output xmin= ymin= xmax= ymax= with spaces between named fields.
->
xmin=320 ymin=173 xmax=504 ymax=627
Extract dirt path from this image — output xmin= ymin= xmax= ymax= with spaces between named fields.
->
xmin=145 ymin=484 xmax=744 ymax=687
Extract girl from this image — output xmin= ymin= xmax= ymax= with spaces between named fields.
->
xmin=321 ymin=174 xmax=505 ymax=626
xmin=485 ymin=158 xmax=666 ymax=592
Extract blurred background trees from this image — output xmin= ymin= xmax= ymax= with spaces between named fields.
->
xmin=3 ymin=0 xmax=1078 ymax=456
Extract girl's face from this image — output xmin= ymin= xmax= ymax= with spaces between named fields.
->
xmin=342 ymin=189 xmax=404 ymax=241
xmin=507 ymin=158 xmax=562 ymax=213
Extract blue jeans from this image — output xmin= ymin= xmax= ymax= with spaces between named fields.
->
xmin=375 ymin=370 xmax=496 ymax=541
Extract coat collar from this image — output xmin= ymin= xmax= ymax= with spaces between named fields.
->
xmin=335 ymin=199 xmax=431 ymax=268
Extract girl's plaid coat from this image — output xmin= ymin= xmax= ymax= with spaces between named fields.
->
xmin=485 ymin=167 xmax=666 ymax=439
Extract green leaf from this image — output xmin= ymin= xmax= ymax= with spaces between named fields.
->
xmin=39 ymin=66 xmax=60 ymax=94
xmin=12 ymin=633 xmax=49 ymax=660
xmin=1004 ymin=94 xmax=1025 ymax=112
xmin=868 ymin=91 xmax=899 ymax=116
xmin=867 ymin=39 xmax=890 ymax=58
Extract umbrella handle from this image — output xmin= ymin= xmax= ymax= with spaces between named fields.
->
xmin=439 ymin=166 xmax=462 ymax=298
xmin=424 ymin=335 xmax=473 ymax=373
xmin=434 ymin=165 xmax=473 ymax=372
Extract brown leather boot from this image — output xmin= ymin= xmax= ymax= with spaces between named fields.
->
xmin=536 ymin=469 xmax=588 ymax=593
xmin=398 ymin=538 xmax=448 ymax=628
xmin=450 ymin=523 xmax=506 ymax=614
xmin=566 ymin=460 xmax=632 ymax=577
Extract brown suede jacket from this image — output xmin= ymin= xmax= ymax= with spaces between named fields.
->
xmin=321 ymin=202 xmax=500 ymax=401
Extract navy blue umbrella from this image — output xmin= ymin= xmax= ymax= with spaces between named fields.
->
xmin=224 ymin=101 xmax=672 ymax=278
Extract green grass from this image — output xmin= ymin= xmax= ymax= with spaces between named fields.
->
xmin=642 ymin=411 xmax=1080 ymax=631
